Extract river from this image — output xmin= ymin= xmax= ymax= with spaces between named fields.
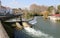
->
xmin=14 ymin=16 xmax=60 ymax=38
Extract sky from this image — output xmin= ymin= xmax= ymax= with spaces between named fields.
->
xmin=1 ymin=0 xmax=60 ymax=8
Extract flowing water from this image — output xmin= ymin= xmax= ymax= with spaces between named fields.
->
xmin=14 ymin=16 xmax=60 ymax=38
xmin=29 ymin=17 xmax=37 ymax=24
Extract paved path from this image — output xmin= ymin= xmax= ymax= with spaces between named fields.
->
xmin=0 ymin=21 xmax=9 ymax=38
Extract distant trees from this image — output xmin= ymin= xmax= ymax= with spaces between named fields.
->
xmin=47 ymin=5 xmax=60 ymax=14
xmin=57 ymin=5 xmax=60 ymax=10
xmin=30 ymin=4 xmax=48 ymax=16
xmin=47 ymin=6 xmax=54 ymax=12
xmin=55 ymin=5 xmax=60 ymax=14
xmin=22 ymin=8 xmax=33 ymax=19
xmin=30 ymin=4 xmax=40 ymax=15
xmin=42 ymin=11 xmax=49 ymax=19
xmin=12 ymin=4 xmax=60 ymax=19
xmin=57 ymin=5 xmax=60 ymax=14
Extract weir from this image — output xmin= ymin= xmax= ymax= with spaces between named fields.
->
xmin=0 ymin=13 xmax=32 ymax=38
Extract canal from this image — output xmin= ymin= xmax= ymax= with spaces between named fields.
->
xmin=11 ymin=16 xmax=60 ymax=38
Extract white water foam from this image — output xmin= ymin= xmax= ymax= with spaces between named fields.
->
xmin=24 ymin=27 xmax=54 ymax=38
xmin=29 ymin=17 xmax=37 ymax=24
xmin=29 ymin=21 xmax=37 ymax=24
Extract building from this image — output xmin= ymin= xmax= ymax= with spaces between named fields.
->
xmin=0 ymin=0 xmax=1 ymax=6
xmin=12 ymin=8 xmax=22 ymax=14
xmin=0 ymin=6 xmax=7 ymax=15
xmin=0 ymin=0 xmax=12 ymax=15
xmin=6 ymin=7 xmax=13 ymax=14
xmin=49 ymin=14 xmax=60 ymax=21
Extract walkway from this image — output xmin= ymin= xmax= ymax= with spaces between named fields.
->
xmin=0 ymin=21 xmax=9 ymax=38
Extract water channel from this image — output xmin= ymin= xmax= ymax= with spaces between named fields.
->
xmin=14 ymin=16 xmax=60 ymax=38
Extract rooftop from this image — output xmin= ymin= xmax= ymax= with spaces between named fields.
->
xmin=52 ymin=14 xmax=60 ymax=17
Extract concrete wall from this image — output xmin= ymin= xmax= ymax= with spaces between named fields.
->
xmin=0 ymin=21 xmax=9 ymax=38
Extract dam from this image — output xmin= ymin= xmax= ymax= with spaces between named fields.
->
xmin=0 ymin=13 xmax=32 ymax=38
